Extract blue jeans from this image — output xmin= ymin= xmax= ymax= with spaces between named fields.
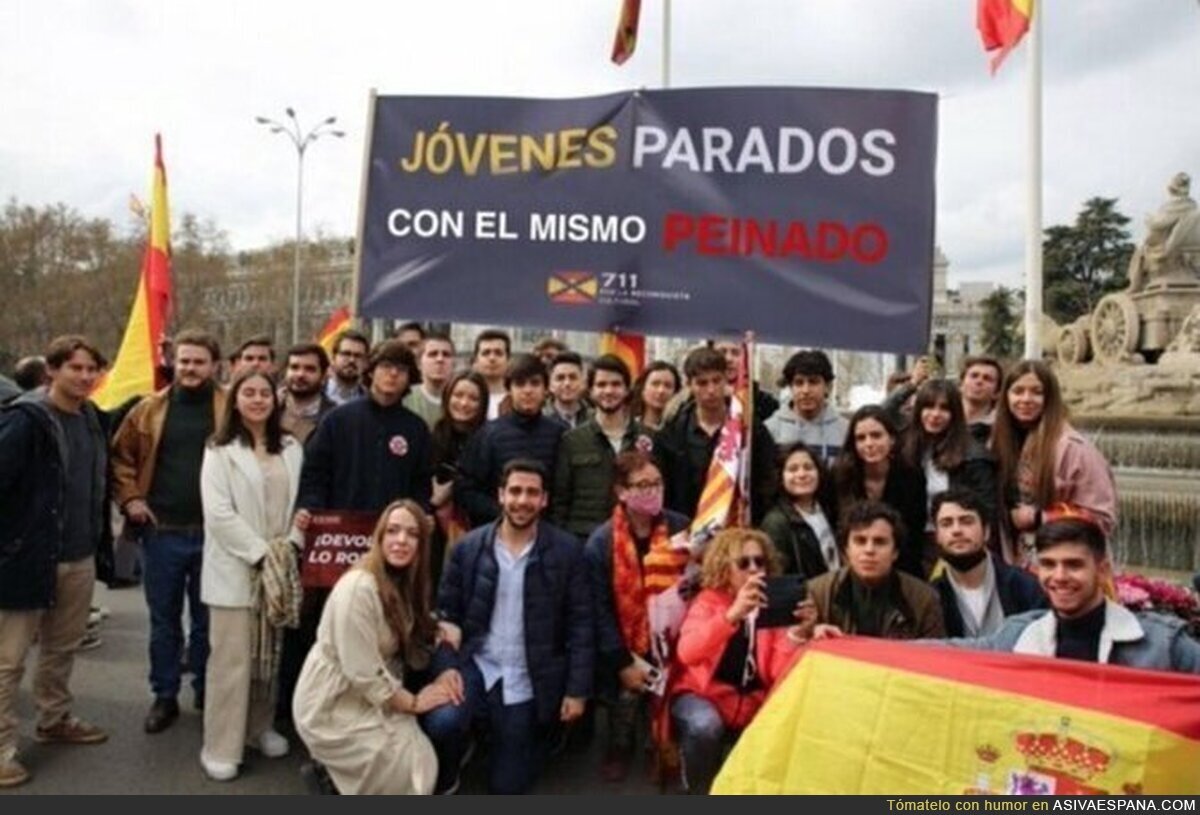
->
xmin=671 ymin=693 xmax=728 ymax=794
xmin=142 ymin=528 xmax=207 ymax=700
xmin=420 ymin=659 xmax=544 ymax=794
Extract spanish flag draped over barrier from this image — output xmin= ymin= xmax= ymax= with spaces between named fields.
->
xmin=316 ymin=305 xmax=352 ymax=356
xmin=93 ymin=135 xmax=173 ymax=410
xmin=713 ymin=638 xmax=1200 ymax=795
xmin=598 ymin=330 xmax=645 ymax=380
xmin=977 ymin=0 xmax=1033 ymax=74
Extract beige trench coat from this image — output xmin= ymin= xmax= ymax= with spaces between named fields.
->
xmin=292 ymin=569 xmax=437 ymax=795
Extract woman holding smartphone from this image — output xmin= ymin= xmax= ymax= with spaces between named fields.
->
xmin=670 ymin=528 xmax=812 ymax=794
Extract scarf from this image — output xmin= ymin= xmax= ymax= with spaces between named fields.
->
xmin=611 ymin=505 xmax=686 ymax=656
xmin=611 ymin=504 xmax=691 ymax=785
xmin=250 ymin=537 xmax=301 ymax=696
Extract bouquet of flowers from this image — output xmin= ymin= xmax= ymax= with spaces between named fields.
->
xmin=1113 ymin=572 xmax=1200 ymax=637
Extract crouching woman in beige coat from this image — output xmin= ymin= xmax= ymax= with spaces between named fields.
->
xmin=293 ymin=499 xmax=462 ymax=795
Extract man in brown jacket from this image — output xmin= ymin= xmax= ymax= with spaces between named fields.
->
xmin=111 ymin=329 xmax=226 ymax=734
xmin=807 ymin=501 xmax=945 ymax=640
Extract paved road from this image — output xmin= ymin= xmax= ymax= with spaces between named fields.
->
xmin=4 ymin=582 xmax=660 ymax=795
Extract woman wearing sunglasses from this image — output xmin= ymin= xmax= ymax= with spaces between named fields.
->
xmin=669 ymin=528 xmax=812 ymax=794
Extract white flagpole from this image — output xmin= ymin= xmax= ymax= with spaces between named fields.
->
xmin=662 ymin=0 xmax=671 ymax=89
xmin=1022 ymin=4 xmax=1043 ymax=360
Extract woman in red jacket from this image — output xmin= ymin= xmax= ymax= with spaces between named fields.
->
xmin=669 ymin=528 xmax=808 ymax=794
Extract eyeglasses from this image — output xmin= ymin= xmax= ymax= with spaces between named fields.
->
xmin=627 ymin=480 xmax=663 ymax=493
xmin=735 ymin=555 xmax=766 ymax=571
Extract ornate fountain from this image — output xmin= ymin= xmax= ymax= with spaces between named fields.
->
xmin=1049 ymin=172 xmax=1200 ymax=573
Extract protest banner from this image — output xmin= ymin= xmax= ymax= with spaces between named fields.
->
xmin=300 ymin=510 xmax=377 ymax=589
xmin=356 ymin=87 xmax=937 ymax=352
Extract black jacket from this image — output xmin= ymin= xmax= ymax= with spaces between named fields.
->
xmin=836 ymin=460 xmax=927 ymax=578
xmin=297 ymin=396 xmax=432 ymax=513
xmin=931 ymin=555 xmax=1048 ymax=638
xmin=0 ymin=394 xmax=111 ymax=609
xmin=653 ymin=401 xmax=776 ymax=526
xmin=436 ymin=520 xmax=593 ymax=724
xmin=759 ymin=494 xmax=840 ymax=579
xmin=455 ymin=411 xmax=566 ymax=527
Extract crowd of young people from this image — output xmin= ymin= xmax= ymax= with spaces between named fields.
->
xmin=1 ymin=325 xmax=1195 ymax=795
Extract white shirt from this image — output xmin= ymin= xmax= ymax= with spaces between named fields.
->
xmin=801 ymin=507 xmax=839 ymax=571
xmin=473 ymin=535 xmax=535 ymax=705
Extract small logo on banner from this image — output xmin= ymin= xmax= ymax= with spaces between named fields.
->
xmin=388 ymin=435 xmax=409 ymax=457
xmin=547 ymin=271 xmax=598 ymax=305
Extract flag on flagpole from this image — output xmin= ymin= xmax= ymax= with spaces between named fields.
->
xmin=714 ymin=638 xmax=1200 ymax=794
xmin=316 ymin=305 xmax=352 ymax=356
xmin=978 ymin=0 xmax=1034 ymax=74
xmin=611 ymin=0 xmax=642 ymax=65
xmin=598 ymin=330 xmax=646 ymax=380
xmin=93 ymin=134 xmax=173 ymax=410
xmin=687 ymin=339 xmax=750 ymax=547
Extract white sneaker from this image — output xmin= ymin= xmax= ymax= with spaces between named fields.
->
xmin=254 ymin=729 xmax=290 ymax=758
xmin=201 ymin=755 xmax=239 ymax=781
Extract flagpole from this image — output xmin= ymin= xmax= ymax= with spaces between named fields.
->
xmin=1022 ymin=4 xmax=1043 ymax=360
xmin=652 ymin=0 xmax=671 ymax=365
xmin=661 ymin=0 xmax=671 ymax=89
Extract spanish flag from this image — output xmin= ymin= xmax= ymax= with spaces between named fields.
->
xmin=610 ymin=0 xmax=641 ymax=65
xmin=316 ymin=305 xmax=352 ymax=356
xmin=688 ymin=340 xmax=751 ymax=544
xmin=598 ymin=330 xmax=646 ymax=380
xmin=978 ymin=0 xmax=1033 ymax=74
xmin=713 ymin=638 xmax=1200 ymax=794
xmin=93 ymin=135 xmax=173 ymax=410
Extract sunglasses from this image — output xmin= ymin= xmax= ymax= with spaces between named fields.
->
xmin=735 ymin=555 xmax=766 ymax=571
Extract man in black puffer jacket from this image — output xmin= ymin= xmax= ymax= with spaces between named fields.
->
xmin=429 ymin=460 xmax=592 ymax=795
xmin=456 ymin=354 xmax=566 ymax=527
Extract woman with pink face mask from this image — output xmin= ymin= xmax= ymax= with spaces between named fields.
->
xmin=583 ymin=450 xmax=691 ymax=784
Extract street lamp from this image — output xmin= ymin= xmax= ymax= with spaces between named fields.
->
xmin=255 ymin=108 xmax=345 ymax=343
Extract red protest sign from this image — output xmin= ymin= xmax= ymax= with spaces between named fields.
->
xmin=301 ymin=510 xmax=378 ymax=589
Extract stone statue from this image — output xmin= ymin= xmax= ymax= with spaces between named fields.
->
xmin=1127 ymin=172 xmax=1200 ymax=293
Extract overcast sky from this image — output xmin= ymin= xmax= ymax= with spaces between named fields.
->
xmin=2 ymin=0 xmax=1197 ymax=287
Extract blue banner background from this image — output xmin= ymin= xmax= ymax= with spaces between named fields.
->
xmin=357 ymin=87 xmax=937 ymax=352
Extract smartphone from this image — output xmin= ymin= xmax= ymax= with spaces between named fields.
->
xmin=757 ymin=576 xmax=807 ymax=628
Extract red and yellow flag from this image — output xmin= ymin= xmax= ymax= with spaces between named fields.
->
xmin=316 ymin=305 xmax=352 ymax=356
xmin=93 ymin=134 xmax=173 ymax=410
xmin=714 ymin=638 xmax=1200 ymax=794
xmin=978 ymin=0 xmax=1034 ymax=74
xmin=598 ymin=330 xmax=646 ymax=380
xmin=688 ymin=340 xmax=751 ymax=544
xmin=610 ymin=0 xmax=642 ymax=65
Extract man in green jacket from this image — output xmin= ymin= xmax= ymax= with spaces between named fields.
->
xmin=550 ymin=355 xmax=655 ymax=539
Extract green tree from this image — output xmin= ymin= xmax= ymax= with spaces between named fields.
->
xmin=980 ymin=286 xmax=1018 ymax=359
xmin=1042 ymin=197 xmax=1134 ymax=324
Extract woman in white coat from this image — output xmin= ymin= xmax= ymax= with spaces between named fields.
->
xmin=199 ymin=370 xmax=303 ymax=781
xmin=293 ymin=499 xmax=463 ymax=795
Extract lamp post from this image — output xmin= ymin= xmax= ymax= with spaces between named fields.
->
xmin=255 ymin=108 xmax=344 ymax=343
